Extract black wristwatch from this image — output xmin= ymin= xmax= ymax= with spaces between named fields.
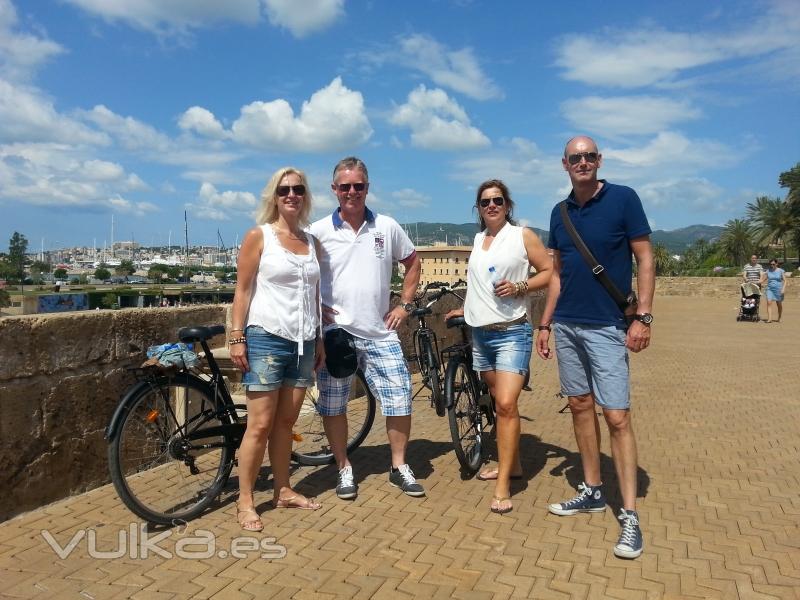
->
xmin=401 ymin=302 xmax=414 ymax=313
xmin=633 ymin=313 xmax=653 ymax=325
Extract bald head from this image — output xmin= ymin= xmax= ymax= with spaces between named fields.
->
xmin=564 ymin=135 xmax=598 ymax=157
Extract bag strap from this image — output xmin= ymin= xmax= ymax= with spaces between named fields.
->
xmin=559 ymin=200 xmax=630 ymax=312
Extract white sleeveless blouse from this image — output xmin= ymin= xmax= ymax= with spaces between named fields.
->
xmin=246 ymin=225 xmax=321 ymax=354
xmin=464 ymin=223 xmax=529 ymax=327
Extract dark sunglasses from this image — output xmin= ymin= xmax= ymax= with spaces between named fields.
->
xmin=567 ymin=151 xmax=599 ymax=165
xmin=336 ymin=182 xmax=367 ymax=193
xmin=479 ymin=197 xmax=505 ymax=208
xmin=276 ymin=184 xmax=306 ymax=197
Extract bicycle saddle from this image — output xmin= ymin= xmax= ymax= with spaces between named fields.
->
xmin=177 ymin=324 xmax=226 ymax=342
xmin=445 ymin=316 xmax=466 ymax=328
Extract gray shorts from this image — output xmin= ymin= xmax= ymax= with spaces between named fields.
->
xmin=553 ymin=322 xmax=630 ymax=410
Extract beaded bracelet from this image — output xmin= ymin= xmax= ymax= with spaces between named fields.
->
xmin=515 ymin=281 xmax=528 ymax=296
xmin=228 ymin=336 xmax=247 ymax=345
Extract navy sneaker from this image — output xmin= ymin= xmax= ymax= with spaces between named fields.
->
xmin=548 ymin=482 xmax=606 ymax=516
xmin=335 ymin=465 xmax=358 ymax=500
xmin=614 ymin=509 xmax=643 ymax=559
xmin=389 ymin=464 xmax=425 ymax=497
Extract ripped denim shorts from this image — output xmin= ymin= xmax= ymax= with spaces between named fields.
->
xmin=242 ymin=325 xmax=316 ymax=392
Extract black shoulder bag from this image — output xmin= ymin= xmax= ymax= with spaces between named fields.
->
xmin=559 ymin=201 xmax=637 ymax=325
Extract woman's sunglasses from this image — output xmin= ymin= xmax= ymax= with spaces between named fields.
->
xmin=479 ymin=197 xmax=505 ymax=208
xmin=277 ymin=184 xmax=306 ymax=197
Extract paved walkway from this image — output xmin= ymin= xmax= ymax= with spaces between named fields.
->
xmin=1 ymin=296 xmax=799 ymax=599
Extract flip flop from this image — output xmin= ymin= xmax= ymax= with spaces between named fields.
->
xmin=236 ymin=504 xmax=264 ymax=532
xmin=490 ymin=496 xmax=513 ymax=514
xmin=272 ymin=494 xmax=322 ymax=510
xmin=476 ymin=467 xmax=523 ymax=481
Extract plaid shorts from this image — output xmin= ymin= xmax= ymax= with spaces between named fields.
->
xmin=317 ymin=337 xmax=412 ymax=417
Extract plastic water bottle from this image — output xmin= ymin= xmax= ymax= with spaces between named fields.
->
xmin=488 ymin=266 xmax=507 ymax=305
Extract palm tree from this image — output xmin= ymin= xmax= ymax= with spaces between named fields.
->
xmin=719 ymin=219 xmax=754 ymax=267
xmin=779 ymin=163 xmax=800 ymax=262
xmin=746 ymin=196 xmax=796 ymax=264
xmin=652 ymin=243 xmax=675 ymax=276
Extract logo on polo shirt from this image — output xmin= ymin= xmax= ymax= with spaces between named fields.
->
xmin=373 ymin=232 xmax=385 ymax=258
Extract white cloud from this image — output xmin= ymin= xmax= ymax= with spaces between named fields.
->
xmin=389 ymin=85 xmax=489 ymax=151
xmin=0 ymin=0 xmax=63 ymax=81
xmin=396 ymin=34 xmax=502 ymax=100
xmin=63 ymin=0 xmax=261 ymax=36
xmin=263 ymin=0 xmax=343 ymax=38
xmin=178 ymin=106 xmax=227 ymax=139
xmin=187 ymin=182 xmax=257 ymax=221
xmin=391 ymin=188 xmax=430 ymax=209
xmin=602 ymin=131 xmax=729 ymax=171
xmin=0 ymin=79 xmax=109 ymax=145
xmin=82 ymin=104 xmax=239 ymax=169
xmin=230 ymin=77 xmax=372 ymax=152
xmin=108 ymin=194 xmax=158 ymax=216
xmin=64 ymin=0 xmax=343 ymax=38
xmin=0 ymin=142 xmax=151 ymax=210
xmin=560 ymin=95 xmax=702 ymax=137
xmin=555 ymin=3 xmax=800 ymax=88
xmin=637 ymin=177 xmax=724 ymax=211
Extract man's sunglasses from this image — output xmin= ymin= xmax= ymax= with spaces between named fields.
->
xmin=276 ymin=184 xmax=306 ymax=197
xmin=336 ymin=183 xmax=367 ymax=193
xmin=479 ymin=197 xmax=505 ymax=208
xmin=567 ymin=152 xmax=599 ymax=165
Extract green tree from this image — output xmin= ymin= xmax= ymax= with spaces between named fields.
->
xmin=115 ymin=259 xmax=135 ymax=276
xmin=746 ymin=196 xmax=796 ymax=264
xmin=779 ymin=162 xmax=800 ymax=206
xmin=30 ymin=260 xmax=51 ymax=284
xmin=148 ymin=264 xmax=168 ymax=281
xmin=652 ymin=243 xmax=675 ymax=276
xmin=94 ymin=266 xmax=111 ymax=281
xmin=719 ymin=219 xmax=754 ymax=267
xmin=7 ymin=232 xmax=28 ymax=283
xmin=53 ymin=267 xmax=68 ymax=279
xmin=0 ymin=288 xmax=9 ymax=308
xmin=101 ymin=292 xmax=117 ymax=308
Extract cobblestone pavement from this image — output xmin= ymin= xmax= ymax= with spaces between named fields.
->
xmin=1 ymin=296 xmax=799 ymax=599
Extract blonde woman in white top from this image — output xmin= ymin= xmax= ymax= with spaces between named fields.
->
xmin=446 ymin=179 xmax=552 ymax=514
xmin=230 ymin=167 xmax=324 ymax=531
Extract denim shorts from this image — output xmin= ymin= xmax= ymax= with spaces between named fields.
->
xmin=553 ymin=322 xmax=630 ymax=410
xmin=471 ymin=322 xmax=533 ymax=376
xmin=317 ymin=337 xmax=411 ymax=416
xmin=242 ymin=325 xmax=316 ymax=392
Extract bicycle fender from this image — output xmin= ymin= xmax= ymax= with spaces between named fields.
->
xmin=105 ymin=378 xmax=156 ymax=441
xmin=443 ymin=357 xmax=463 ymax=410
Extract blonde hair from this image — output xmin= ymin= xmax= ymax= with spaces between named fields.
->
xmin=255 ymin=167 xmax=313 ymax=226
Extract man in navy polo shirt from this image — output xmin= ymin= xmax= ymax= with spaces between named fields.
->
xmin=535 ymin=136 xmax=654 ymax=559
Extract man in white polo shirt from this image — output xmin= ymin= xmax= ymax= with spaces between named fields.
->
xmin=310 ymin=156 xmax=423 ymax=499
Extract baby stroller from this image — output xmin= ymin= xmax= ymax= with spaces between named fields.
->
xmin=737 ymin=282 xmax=761 ymax=322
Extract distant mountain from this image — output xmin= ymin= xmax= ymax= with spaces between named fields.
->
xmin=402 ymin=222 xmax=723 ymax=255
xmin=650 ymin=225 xmax=724 ymax=254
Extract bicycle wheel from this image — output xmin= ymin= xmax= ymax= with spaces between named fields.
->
xmin=292 ymin=369 xmax=376 ymax=466
xmin=425 ymin=343 xmax=445 ymax=417
xmin=445 ymin=357 xmax=484 ymax=473
xmin=108 ymin=374 xmax=235 ymax=525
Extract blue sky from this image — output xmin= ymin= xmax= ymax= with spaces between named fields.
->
xmin=2 ymin=0 xmax=799 ymax=250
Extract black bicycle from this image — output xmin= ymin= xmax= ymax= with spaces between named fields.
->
xmin=398 ymin=281 xmax=456 ymax=416
xmin=438 ymin=282 xmax=497 ymax=474
xmin=105 ymin=324 xmax=375 ymax=525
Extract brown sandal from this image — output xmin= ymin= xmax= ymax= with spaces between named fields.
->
xmin=490 ymin=496 xmax=513 ymax=514
xmin=236 ymin=504 xmax=264 ymax=532
xmin=272 ymin=494 xmax=321 ymax=510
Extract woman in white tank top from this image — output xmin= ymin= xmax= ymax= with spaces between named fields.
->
xmin=229 ymin=167 xmax=324 ymax=531
xmin=446 ymin=179 xmax=552 ymax=514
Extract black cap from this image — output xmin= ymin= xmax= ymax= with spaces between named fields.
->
xmin=323 ymin=328 xmax=358 ymax=378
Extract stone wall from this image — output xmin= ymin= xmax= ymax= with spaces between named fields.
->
xmin=0 ymin=306 xmax=227 ymax=521
xmin=654 ymin=276 xmax=799 ymax=299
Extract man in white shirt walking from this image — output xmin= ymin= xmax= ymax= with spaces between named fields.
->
xmin=310 ymin=156 xmax=423 ymax=499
